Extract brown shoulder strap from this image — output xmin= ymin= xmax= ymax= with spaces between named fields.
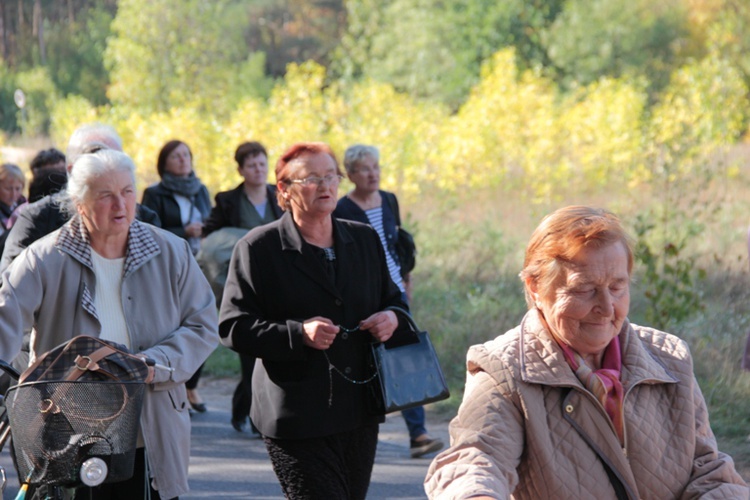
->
xmin=64 ymin=344 xmax=118 ymax=382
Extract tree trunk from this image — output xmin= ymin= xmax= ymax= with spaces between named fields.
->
xmin=0 ymin=0 xmax=7 ymax=63
xmin=33 ymin=0 xmax=44 ymax=64
xmin=67 ymin=0 xmax=74 ymax=24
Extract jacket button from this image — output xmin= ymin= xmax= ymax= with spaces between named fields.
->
xmin=341 ymin=332 xmax=349 ymax=340
xmin=335 ymin=299 xmax=342 ymax=306
xmin=344 ymin=366 xmax=352 ymax=375
xmin=565 ymin=404 xmax=574 ymax=413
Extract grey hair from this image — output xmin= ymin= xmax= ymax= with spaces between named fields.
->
xmin=60 ymin=149 xmax=136 ymax=217
xmin=0 ymin=163 xmax=25 ymax=186
xmin=343 ymin=144 xmax=379 ymax=174
xmin=66 ymin=123 xmax=123 ymax=168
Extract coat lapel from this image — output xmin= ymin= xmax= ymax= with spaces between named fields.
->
xmin=278 ymin=212 xmax=341 ymax=300
xmin=228 ymin=184 xmax=244 ymax=227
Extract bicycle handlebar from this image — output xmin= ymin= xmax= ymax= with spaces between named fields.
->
xmin=0 ymin=360 xmax=20 ymax=382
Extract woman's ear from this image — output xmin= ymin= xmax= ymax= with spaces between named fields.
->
xmin=525 ymin=277 xmax=540 ymax=303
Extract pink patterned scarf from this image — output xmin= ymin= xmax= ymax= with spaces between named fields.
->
xmin=557 ymin=336 xmax=625 ymax=444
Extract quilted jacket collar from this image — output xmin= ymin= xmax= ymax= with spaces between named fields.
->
xmin=519 ymin=309 xmax=678 ymax=390
xmin=55 ymin=217 xmax=161 ymax=278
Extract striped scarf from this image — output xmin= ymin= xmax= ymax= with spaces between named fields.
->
xmin=558 ymin=336 xmax=625 ymax=444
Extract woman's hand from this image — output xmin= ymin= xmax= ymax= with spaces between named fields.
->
xmin=185 ymin=221 xmax=204 ymax=238
xmin=360 ymin=310 xmax=398 ymax=343
xmin=135 ymin=353 xmax=155 ymax=384
xmin=302 ymin=316 xmax=339 ymax=350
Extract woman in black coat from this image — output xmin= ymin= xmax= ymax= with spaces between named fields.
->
xmin=141 ymin=139 xmax=212 ymax=412
xmin=219 ymin=142 xmax=408 ymax=499
xmin=201 ymin=141 xmax=283 ymax=434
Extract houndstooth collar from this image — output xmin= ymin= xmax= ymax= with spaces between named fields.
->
xmin=56 ymin=216 xmax=161 ymax=278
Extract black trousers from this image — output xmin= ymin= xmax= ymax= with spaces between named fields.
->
xmin=231 ymin=353 xmax=255 ymax=421
xmin=185 ymin=363 xmax=203 ymax=390
xmin=264 ymin=424 xmax=379 ymax=500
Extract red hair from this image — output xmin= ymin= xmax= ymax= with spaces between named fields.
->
xmin=275 ymin=142 xmax=342 ymax=210
xmin=519 ymin=206 xmax=634 ymax=307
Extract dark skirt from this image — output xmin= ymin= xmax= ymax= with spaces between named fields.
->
xmin=264 ymin=424 xmax=379 ymax=500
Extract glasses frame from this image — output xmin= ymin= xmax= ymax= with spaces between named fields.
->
xmin=288 ymin=173 xmax=344 ymax=187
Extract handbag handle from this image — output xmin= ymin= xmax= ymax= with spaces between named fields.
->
xmin=383 ymin=306 xmax=422 ymax=348
xmin=384 ymin=306 xmax=418 ymax=332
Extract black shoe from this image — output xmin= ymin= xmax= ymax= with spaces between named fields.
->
xmin=410 ymin=436 xmax=444 ymax=458
xmin=190 ymin=401 xmax=207 ymax=413
xmin=231 ymin=418 xmax=247 ymax=432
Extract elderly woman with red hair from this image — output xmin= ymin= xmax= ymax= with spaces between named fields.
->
xmin=219 ymin=142 xmax=409 ymax=499
xmin=425 ymin=206 xmax=746 ymax=499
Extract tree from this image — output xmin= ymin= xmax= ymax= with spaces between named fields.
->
xmin=244 ymin=0 xmax=345 ymax=78
xmin=700 ymin=0 xmax=750 ymax=94
xmin=105 ymin=0 xmax=270 ymax=116
xmin=543 ymin=0 xmax=691 ymax=95
xmin=332 ymin=0 xmax=564 ymax=108
xmin=45 ymin=5 xmax=113 ymax=105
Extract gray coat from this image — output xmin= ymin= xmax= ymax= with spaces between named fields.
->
xmin=0 ymin=218 xmax=219 ymax=498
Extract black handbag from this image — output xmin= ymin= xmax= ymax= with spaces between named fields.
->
xmin=369 ymin=307 xmax=449 ymax=414
xmin=395 ymin=227 xmax=416 ymax=276
xmin=383 ymin=192 xmax=417 ymax=276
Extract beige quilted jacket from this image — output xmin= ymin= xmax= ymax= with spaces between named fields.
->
xmin=425 ymin=310 xmax=748 ymax=499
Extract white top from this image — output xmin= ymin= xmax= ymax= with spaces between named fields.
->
xmin=174 ymin=193 xmax=203 ymax=254
xmin=91 ymin=250 xmax=130 ymax=349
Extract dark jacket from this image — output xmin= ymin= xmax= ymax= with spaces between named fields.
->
xmin=334 ymin=190 xmax=401 ymax=269
xmin=218 ymin=212 xmax=408 ymax=439
xmin=0 ymin=192 xmax=161 ymax=274
xmin=141 ymin=182 xmax=211 ymax=239
xmin=202 ymin=183 xmax=282 ymax=237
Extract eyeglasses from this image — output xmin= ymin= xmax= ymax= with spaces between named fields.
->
xmin=288 ymin=174 xmax=343 ymax=187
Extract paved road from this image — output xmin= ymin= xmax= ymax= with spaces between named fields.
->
xmin=0 ymin=377 xmax=450 ymax=499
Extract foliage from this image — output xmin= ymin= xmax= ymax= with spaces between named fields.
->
xmin=650 ymin=52 xmax=749 ymax=157
xmin=107 ymin=106 xmax=226 ymax=192
xmin=244 ymin=0 xmax=345 ymax=77
xmin=14 ymin=67 xmax=59 ymax=136
xmin=48 ymin=95 xmax=100 ymax=149
xmin=329 ymin=79 xmax=445 ymax=195
xmin=221 ymin=61 xmax=444 ymax=196
xmin=544 ymin=0 xmax=691 ymax=96
xmin=334 ymin=0 xmax=565 ymax=108
xmin=44 ymin=5 xmax=114 ymax=105
xmin=633 ymin=213 xmax=706 ymax=330
xmin=629 ymin=52 xmax=748 ymax=331
xmin=434 ymin=49 xmax=559 ymax=197
xmin=364 ymin=0 xmax=466 ymax=106
xmin=105 ymin=0 xmax=271 ymax=116
xmin=0 ymin=66 xmax=19 ymax=133
xmin=696 ymin=0 xmax=750 ymax=94
xmin=559 ymin=77 xmax=649 ymax=188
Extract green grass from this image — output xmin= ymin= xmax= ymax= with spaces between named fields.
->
xmin=203 ymin=343 xmax=241 ymax=377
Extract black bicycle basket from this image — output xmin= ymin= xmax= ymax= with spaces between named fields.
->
xmin=4 ymin=336 xmax=149 ymax=487
xmin=6 ymin=379 xmax=145 ymax=486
